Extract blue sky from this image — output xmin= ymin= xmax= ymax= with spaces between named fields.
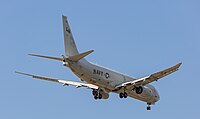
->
xmin=1 ymin=0 xmax=199 ymax=118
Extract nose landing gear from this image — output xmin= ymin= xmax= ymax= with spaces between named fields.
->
xmin=147 ymin=103 xmax=151 ymax=110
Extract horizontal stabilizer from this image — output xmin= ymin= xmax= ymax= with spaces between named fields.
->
xmin=29 ymin=50 xmax=93 ymax=62
xmin=29 ymin=54 xmax=63 ymax=61
xmin=69 ymin=50 xmax=94 ymax=62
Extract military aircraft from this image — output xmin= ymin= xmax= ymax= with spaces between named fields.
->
xmin=16 ymin=15 xmax=182 ymax=110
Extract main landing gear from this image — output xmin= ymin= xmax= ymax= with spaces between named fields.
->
xmin=147 ymin=103 xmax=151 ymax=110
xmin=92 ymin=89 xmax=102 ymax=100
xmin=119 ymin=92 xmax=128 ymax=98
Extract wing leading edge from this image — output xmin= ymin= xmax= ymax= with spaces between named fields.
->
xmin=16 ymin=71 xmax=98 ymax=89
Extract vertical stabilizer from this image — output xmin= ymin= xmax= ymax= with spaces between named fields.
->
xmin=62 ymin=15 xmax=79 ymax=56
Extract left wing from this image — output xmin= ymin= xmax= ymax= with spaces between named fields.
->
xmin=16 ymin=71 xmax=98 ymax=89
xmin=116 ymin=63 xmax=182 ymax=89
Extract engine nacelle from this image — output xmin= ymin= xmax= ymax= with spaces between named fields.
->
xmin=101 ymin=91 xmax=109 ymax=99
xmin=140 ymin=86 xmax=153 ymax=98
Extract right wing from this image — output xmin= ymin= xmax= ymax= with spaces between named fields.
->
xmin=16 ymin=71 xmax=98 ymax=89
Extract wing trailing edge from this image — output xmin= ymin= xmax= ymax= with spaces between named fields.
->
xmin=15 ymin=71 xmax=98 ymax=89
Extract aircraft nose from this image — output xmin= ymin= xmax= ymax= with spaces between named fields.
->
xmin=153 ymin=89 xmax=160 ymax=102
xmin=155 ymin=94 xmax=160 ymax=102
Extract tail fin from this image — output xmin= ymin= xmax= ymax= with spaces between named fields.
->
xmin=62 ymin=15 xmax=79 ymax=56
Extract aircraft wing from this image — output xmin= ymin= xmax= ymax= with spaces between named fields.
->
xmin=16 ymin=72 xmax=98 ymax=89
xmin=116 ymin=63 xmax=182 ymax=89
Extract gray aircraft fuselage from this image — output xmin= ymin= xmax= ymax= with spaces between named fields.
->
xmin=66 ymin=59 xmax=159 ymax=103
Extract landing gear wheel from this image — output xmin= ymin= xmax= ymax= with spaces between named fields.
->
xmin=98 ymin=94 xmax=102 ymax=99
xmin=136 ymin=86 xmax=143 ymax=94
xmin=119 ymin=93 xmax=124 ymax=98
xmin=147 ymin=103 xmax=151 ymax=110
xmin=147 ymin=106 xmax=151 ymax=110
xmin=93 ymin=89 xmax=102 ymax=100
xmin=92 ymin=90 xmax=98 ymax=96
xmin=123 ymin=92 xmax=128 ymax=98
xmin=94 ymin=94 xmax=98 ymax=100
xmin=119 ymin=92 xmax=128 ymax=98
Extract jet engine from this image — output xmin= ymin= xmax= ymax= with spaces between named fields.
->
xmin=135 ymin=86 xmax=152 ymax=98
xmin=101 ymin=91 xmax=109 ymax=99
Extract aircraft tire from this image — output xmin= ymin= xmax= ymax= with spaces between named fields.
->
xmin=147 ymin=106 xmax=151 ymax=110
xmin=92 ymin=90 xmax=98 ymax=96
xmin=119 ymin=93 xmax=124 ymax=98
xmin=124 ymin=92 xmax=128 ymax=98
xmin=98 ymin=94 xmax=102 ymax=99
xmin=94 ymin=94 xmax=99 ymax=100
